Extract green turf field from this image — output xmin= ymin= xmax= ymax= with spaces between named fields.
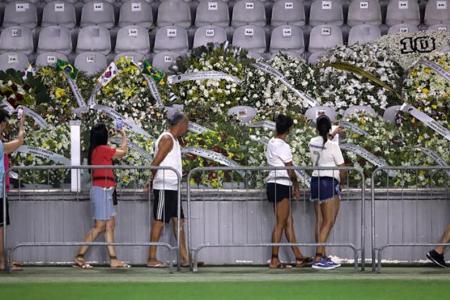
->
xmin=1 ymin=267 xmax=450 ymax=300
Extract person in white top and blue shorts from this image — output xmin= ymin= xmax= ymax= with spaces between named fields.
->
xmin=146 ymin=111 xmax=189 ymax=268
xmin=309 ymin=115 xmax=345 ymax=270
xmin=266 ymin=114 xmax=312 ymax=269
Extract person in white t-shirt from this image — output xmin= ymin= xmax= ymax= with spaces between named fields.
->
xmin=266 ymin=114 xmax=312 ymax=269
xmin=309 ymin=115 xmax=345 ymax=270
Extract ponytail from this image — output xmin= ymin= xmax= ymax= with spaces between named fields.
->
xmin=316 ymin=115 xmax=332 ymax=149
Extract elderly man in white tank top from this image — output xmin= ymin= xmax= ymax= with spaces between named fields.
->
xmin=146 ymin=111 xmax=189 ymax=268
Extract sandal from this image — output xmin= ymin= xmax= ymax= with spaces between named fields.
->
xmin=110 ymin=256 xmax=131 ymax=269
xmin=294 ymin=256 xmax=314 ymax=268
xmin=269 ymin=254 xmax=291 ymax=269
xmin=73 ymin=255 xmax=93 ymax=269
xmin=146 ymin=260 xmax=168 ymax=268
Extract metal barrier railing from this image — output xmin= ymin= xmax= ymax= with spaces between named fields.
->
xmin=2 ymin=165 xmax=181 ymax=273
xmin=371 ymin=166 xmax=450 ymax=272
xmin=187 ymin=166 xmax=365 ymax=272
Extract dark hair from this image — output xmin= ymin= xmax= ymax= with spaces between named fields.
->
xmin=316 ymin=115 xmax=332 ymax=149
xmin=88 ymin=123 xmax=108 ymax=166
xmin=0 ymin=109 xmax=10 ymax=124
xmin=168 ymin=111 xmax=186 ymax=127
xmin=275 ymin=114 xmax=293 ymax=135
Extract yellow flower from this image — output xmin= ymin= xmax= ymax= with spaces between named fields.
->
xmin=422 ymin=88 xmax=429 ymax=95
xmin=55 ymin=87 xmax=65 ymax=98
xmin=424 ymin=67 xmax=431 ymax=74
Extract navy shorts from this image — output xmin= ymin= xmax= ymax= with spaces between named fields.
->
xmin=310 ymin=177 xmax=341 ymax=202
xmin=153 ymin=189 xmax=184 ymax=223
xmin=266 ymin=183 xmax=292 ymax=203
xmin=0 ymin=198 xmax=10 ymax=227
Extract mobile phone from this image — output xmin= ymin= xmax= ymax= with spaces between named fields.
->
xmin=17 ymin=108 xmax=24 ymax=120
xmin=115 ymin=118 xmax=124 ymax=131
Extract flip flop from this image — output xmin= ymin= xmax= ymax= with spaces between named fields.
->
xmin=73 ymin=258 xmax=93 ymax=270
xmin=111 ymin=263 xmax=131 ymax=269
xmin=269 ymin=263 xmax=292 ymax=269
xmin=146 ymin=261 xmax=168 ymax=268
xmin=294 ymin=257 xmax=314 ymax=268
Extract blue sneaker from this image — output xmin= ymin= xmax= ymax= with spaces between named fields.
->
xmin=312 ymin=257 xmax=341 ymax=270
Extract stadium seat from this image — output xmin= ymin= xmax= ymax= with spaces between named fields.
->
xmin=348 ymin=24 xmax=381 ymax=46
xmin=74 ymin=52 xmax=108 ymax=76
xmin=0 ymin=26 xmax=34 ymax=55
xmin=114 ymin=52 xmax=146 ymax=63
xmin=152 ymin=51 xmax=180 ymax=73
xmin=195 ymin=0 xmax=230 ymax=28
xmin=309 ymin=0 xmax=344 ymax=27
xmin=80 ymin=1 xmax=115 ymax=29
xmin=157 ymin=0 xmax=192 ymax=29
xmin=76 ymin=25 xmax=111 ymax=55
xmin=36 ymin=52 xmax=69 ymax=67
xmin=386 ymin=0 xmax=420 ymax=27
xmin=428 ymin=23 xmax=450 ymax=31
xmin=308 ymin=51 xmax=328 ymax=64
xmin=0 ymin=52 xmax=29 ymax=71
xmin=118 ymin=0 xmax=153 ymax=29
xmin=388 ymin=23 xmax=419 ymax=34
xmin=232 ymin=25 xmax=267 ymax=55
xmin=308 ymin=24 xmax=343 ymax=52
xmin=269 ymin=25 xmax=305 ymax=57
xmin=153 ymin=25 xmax=189 ymax=54
xmin=271 ymin=0 xmax=306 ymax=27
xmin=347 ymin=0 xmax=382 ymax=27
xmin=231 ymin=0 xmax=266 ymax=27
xmin=115 ymin=25 xmax=150 ymax=54
xmin=3 ymin=1 xmax=38 ymax=29
xmin=42 ymin=1 xmax=77 ymax=29
xmin=425 ymin=0 xmax=450 ymax=26
xmin=193 ymin=25 xmax=228 ymax=48
xmin=37 ymin=26 xmax=73 ymax=55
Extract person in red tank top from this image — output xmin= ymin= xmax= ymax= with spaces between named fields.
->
xmin=73 ymin=123 xmax=129 ymax=269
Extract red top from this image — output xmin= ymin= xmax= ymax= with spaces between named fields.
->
xmin=91 ymin=145 xmax=116 ymax=188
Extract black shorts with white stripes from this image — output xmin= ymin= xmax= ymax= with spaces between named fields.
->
xmin=153 ymin=189 xmax=184 ymax=223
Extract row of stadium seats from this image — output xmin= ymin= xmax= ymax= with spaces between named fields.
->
xmin=0 ymin=0 xmax=449 ymax=30
xmin=1 ymin=23 xmax=445 ymax=61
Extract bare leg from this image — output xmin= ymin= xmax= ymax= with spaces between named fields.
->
xmin=147 ymin=220 xmax=165 ymax=266
xmin=435 ymin=224 xmax=450 ymax=255
xmin=269 ymin=198 xmax=289 ymax=268
xmin=314 ymin=202 xmax=322 ymax=261
xmin=105 ymin=217 xmax=127 ymax=268
xmin=172 ymin=218 xmax=189 ymax=264
xmin=315 ymin=197 xmax=340 ymax=259
xmin=76 ymin=220 xmax=106 ymax=257
xmin=284 ymin=214 xmax=303 ymax=259
xmin=0 ymin=228 xmax=4 ymax=270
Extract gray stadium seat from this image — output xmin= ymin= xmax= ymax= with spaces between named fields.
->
xmin=80 ymin=1 xmax=115 ymax=29
xmin=308 ymin=51 xmax=328 ymax=64
xmin=308 ymin=24 xmax=343 ymax=52
xmin=37 ymin=26 xmax=73 ymax=55
xmin=157 ymin=0 xmax=192 ymax=29
xmin=388 ymin=23 xmax=419 ymax=34
xmin=76 ymin=25 xmax=111 ymax=55
xmin=271 ymin=0 xmax=306 ymax=27
xmin=81 ymin=0 xmax=116 ymax=3
xmin=348 ymin=24 xmax=381 ymax=46
xmin=269 ymin=25 xmax=305 ymax=56
xmin=42 ymin=1 xmax=77 ymax=29
xmin=195 ymin=1 xmax=230 ymax=28
xmin=74 ymin=52 xmax=108 ymax=76
xmin=231 ymin=0 xmax=266 ymax=27
xmin=309 ymin=0 xmax=344 ymax=27
xmin=425 ymin=0 xmax=450 ymax=26
xmin=114 ymin=52 xmax=146 ymax=63
xmin=3 ymin=1 xmax=38 ymax=28
xmin=152 ymin=51 xmax=180 ymax=73
xmin=347 ymin=0 xmax=382 ymax=27
xmin=193 ymin=25 xmax=228 ymax=48
xmin=0 ymin=52 xmax=29 ymax=71
xmin=153 ymin=25 xmax=189 ymax=53
xmin=232 ymin=25 xmax=267 ymax=54
xmin=427 ymin=24 xmax=450 ymax=31
xmin=36 ymin=52 xmax=69 ymax=67
xmin=115 ymin=25 xmax=150 ymax=54
xmin=386 ymin=0 xmax=420 ymax=27
xmin=118 ymin=0 xmax=153 ymax=29
xmin=0 ymin=26 xmax=34 ymax=55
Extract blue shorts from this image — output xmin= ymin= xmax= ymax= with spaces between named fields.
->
xmin=90 ymin=186 xmax=117 ymax=221
xmin=310 ymin=177 xmax=341 ymax=202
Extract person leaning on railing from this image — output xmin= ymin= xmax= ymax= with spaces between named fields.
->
xmin=309 ymin=115 xmax=345 ymax=270
xmin=73 ymin=123 xmax=130 ymax=269
xmin=266 ymin=114 xmax=313 ymax=269
xmin=0 ymin=109 xmax=25 ymax=271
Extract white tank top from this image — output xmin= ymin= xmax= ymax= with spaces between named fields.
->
xmin=153 ymin=132 xmax=182 ymax=191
